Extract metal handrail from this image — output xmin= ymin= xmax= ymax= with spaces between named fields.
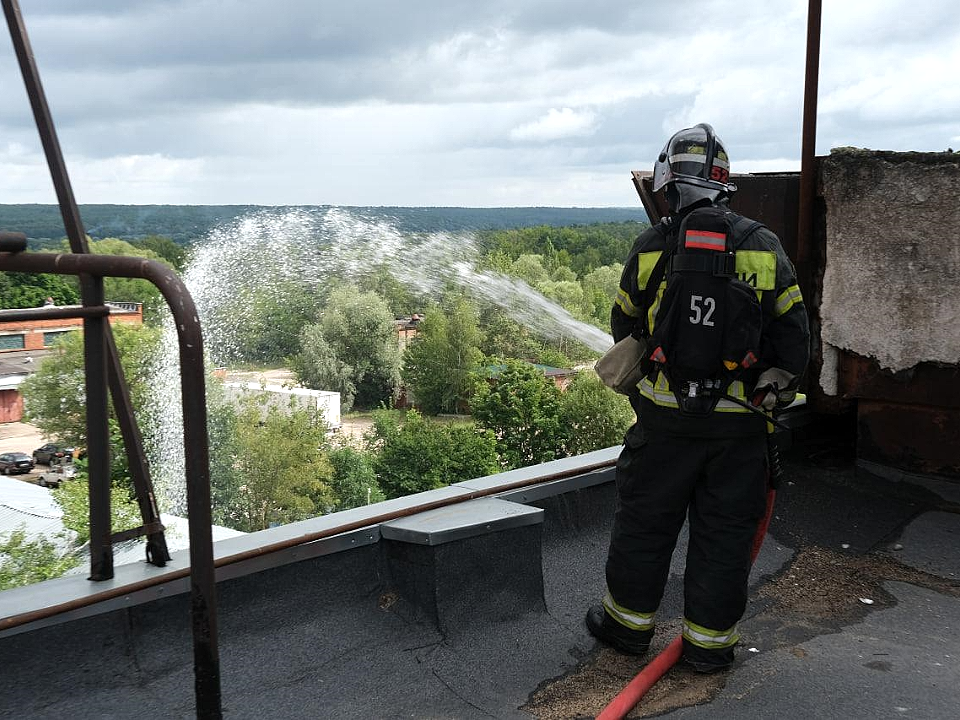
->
xmin=0 ymin=248 xmax=221 ymax=718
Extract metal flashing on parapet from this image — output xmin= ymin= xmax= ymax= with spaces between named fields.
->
xmin=494 ymin=465 xmax=616 ymax=505
xmin=380 ymin=497 xmax=544 ymax=546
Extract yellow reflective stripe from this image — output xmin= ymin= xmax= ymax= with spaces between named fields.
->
xmin=735 ymin=250 xmax=776 ymax=291
xmin=682 ymin=618 xmax=740 ymax=649
xmin=603 ymin=592 xmax=656 ymax=630
xmin=616 ymin=287 xmax=641 ymax=317
xmin=637 ymin=376 xmax=752 ymax=412
xmin=636 ymin=251 xmax=663 ymax=290
xmin=774 ymin=284 xmax=803 ymax=317
xmin=647 ymin=281 xmax=666 ymax=332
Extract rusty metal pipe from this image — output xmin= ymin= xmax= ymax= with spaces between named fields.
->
xmin=3 ymin=0 xmax=170 ymax=575
xmin=84 ymin=275 xmax=113 ymax=581
xmin=0 ymin=231 xmax=27 ymax=252
xmin=0 ymin=456 xmax=616 ymax=632
xmin=0 ymin=249 xmax=220 ymax=718
xmin=797 ymin=0 xmax=822 ymax=297
xmin=0 ymin=306 xmax=110 ymax=321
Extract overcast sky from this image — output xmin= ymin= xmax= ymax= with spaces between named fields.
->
xmin=1 ymin=0 xmax=957 ymax=207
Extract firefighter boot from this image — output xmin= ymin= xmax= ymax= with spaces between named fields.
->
xmin=585 ymin=605 xmax=651 ymax=655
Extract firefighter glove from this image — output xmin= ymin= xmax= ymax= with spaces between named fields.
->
xmin=754 ymin=367 xmax=797 ymax=410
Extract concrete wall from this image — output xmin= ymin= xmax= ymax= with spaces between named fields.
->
xmin=222 ymin=381 xmax=342 ymax=430
xmin=819 ymin=150 xmax=960 ymax=374
xmin=817 ymin=149 xmax=960 ymax=477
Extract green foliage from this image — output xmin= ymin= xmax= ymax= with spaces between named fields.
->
xmin=370 ymin=410 xmax=499 ymax=499
xmin=478 ymin=222 xmax=645 ymax=276
xmin=558 ymin=372 xmax=634 ymax=455
xmin=356 ymin=264 xmax=424 ymax=317
xmin=581 ymin=264 xmax=623 ymax=326
xmin=232 ymin=280 xmax=321 ymax=363
xmin=510 ymin=254 xmax=551 ymax=287
xmin=52 ymin=460 xmax=143 ymax=546
xmin=0 ymin=268 xmax=79 ymax=309
xmin=226 ymin=397 xmax=334 ymax=531
xmin=0 ymin=528 xmax=80 ymax=590
xmin=479 ymin=308 xmax=542 ymax=361
xmin=297 ymin=285 xmax=401 ymax=410
xmin=327 ymin=445 xmax=385 ymax=511
xmin=403 ymin=300 xmax=483 ymax=414
xmin=204 ymin=383 xmax=244 ymax=529
xmin=131 ymin=235 xmax=187 ymax=272
xmin=470 ymin=360 xmax=566 ymax=469
xmin=20 ymin=324 xmax=162 ymax=452
xmin=6 ymin=204 xmax=645 ymax=246
xmin=294 ymin=323 xmax=356 ymax=409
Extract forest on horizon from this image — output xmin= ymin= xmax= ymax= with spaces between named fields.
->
xmin=0 ymin=203 xmax=647 ymax=246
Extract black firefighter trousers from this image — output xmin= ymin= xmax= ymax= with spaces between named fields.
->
xmin=605 ymin=424 xmax=768 ymax=666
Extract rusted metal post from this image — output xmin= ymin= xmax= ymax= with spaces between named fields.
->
xmin=797 ymin=0 xmax=822 ymax=298
xmin=2 ymin=0 xmax=170 ymax=566
xmin=0 ymin=251 xmax=222 ymax=718
xmin=84 ymin=275 xmax=113 ymax=580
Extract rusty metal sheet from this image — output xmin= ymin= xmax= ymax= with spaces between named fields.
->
xmin=840 ymin=353 xmax=960 ymax=408
xmin=857 ymin=400 xmax=960 ymax=477
xmin=631 ymin=171 xmax=802 ymax=264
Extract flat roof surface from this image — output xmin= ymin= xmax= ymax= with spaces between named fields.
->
xmin=1 ymin=428 xmax=959 ymax=719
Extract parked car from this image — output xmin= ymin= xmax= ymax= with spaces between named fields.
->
xmin=0 ymin=452 xmax=35 ymax=475
xmin=32 ymin=443 xmax=75 ymax=465
xmin=37 ymin=459 xmax=77 ymax=488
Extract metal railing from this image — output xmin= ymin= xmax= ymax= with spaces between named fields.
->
xmin=0 ymin=231 xmax=222 ymax=719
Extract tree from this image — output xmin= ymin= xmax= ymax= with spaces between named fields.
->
xmin=297 ymin=285 xmax=401 ymax=410
xmin=326 ymin=445 xmax=385 ymax=511
xmin=370 ymin=410 xmax=499 ymax=499
xmin=510 ymin=254 xmax=551 ymax=287
xmin=20 ymin=323 xmax=162 ymax=451
xmin=479 ymin=306 xmax=575 ymax=366
xmin=204 ymin=386 xmax=244 ymax=529
xmin=581 ymin=264 xmax=623 ymax=326
xmin=231 ymin=279 xmax=322 ymax=363
xmin=0 ymin=528 xmax=80 ymax=591
xmin=558 ymin=372 xmax=634 ymax=456
xmin=226 ymin=397 xmax=335 ymax=531
xmin=403 ymin=299 xmax=482 ymax=414
xmin=470 ymin=360 xmax=566 ymax=469
xmin=294 ymin=323 xmax=356 ymax=410
xmin=133 ymin=235 xmax=187 ymax=272
xmin=0 ymin=269 xmax=79 ymax=309
xmin=357 ymin=264 xmax=424 ymax=317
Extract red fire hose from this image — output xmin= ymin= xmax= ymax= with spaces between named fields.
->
xmin=597 ymin=410 xmax=781 ymax=720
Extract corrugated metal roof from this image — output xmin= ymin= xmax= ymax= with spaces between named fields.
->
xmin=0 ymin=476 xmax=72 ymax=551
xmin=1 ymin=476 xmax=245 ymax=569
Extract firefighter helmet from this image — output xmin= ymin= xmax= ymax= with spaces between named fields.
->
xmin=652 ymin=123 xmax=735 ymax=213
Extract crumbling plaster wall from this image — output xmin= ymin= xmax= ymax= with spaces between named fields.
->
xmin=819 ymin=150 xmax=960 ymax=388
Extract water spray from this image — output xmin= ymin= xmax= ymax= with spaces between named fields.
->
xmin=146 ymin=207 xmax=615 ymax=511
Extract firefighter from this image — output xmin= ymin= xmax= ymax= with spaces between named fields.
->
xmin=586 ymin=124 xmax=810 ymax=671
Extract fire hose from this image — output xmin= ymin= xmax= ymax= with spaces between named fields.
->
xmin=597 ymin=403 xmax=784 ymax=720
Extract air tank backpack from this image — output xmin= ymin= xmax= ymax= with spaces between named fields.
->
xmin=647 ymin=206 xmax=764 ymax=416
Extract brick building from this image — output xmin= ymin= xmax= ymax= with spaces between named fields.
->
xmin=0 ymin=301 xmax=143 ymax=422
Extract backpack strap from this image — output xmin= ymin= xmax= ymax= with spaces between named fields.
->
xmin=639 ymin=220 xmax=679 ymax=335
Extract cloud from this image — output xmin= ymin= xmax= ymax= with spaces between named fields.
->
xmin=510 ymin=108 xmax=597 ymax=143
xmin=0 ymin=1 xmax=957 ymax=205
